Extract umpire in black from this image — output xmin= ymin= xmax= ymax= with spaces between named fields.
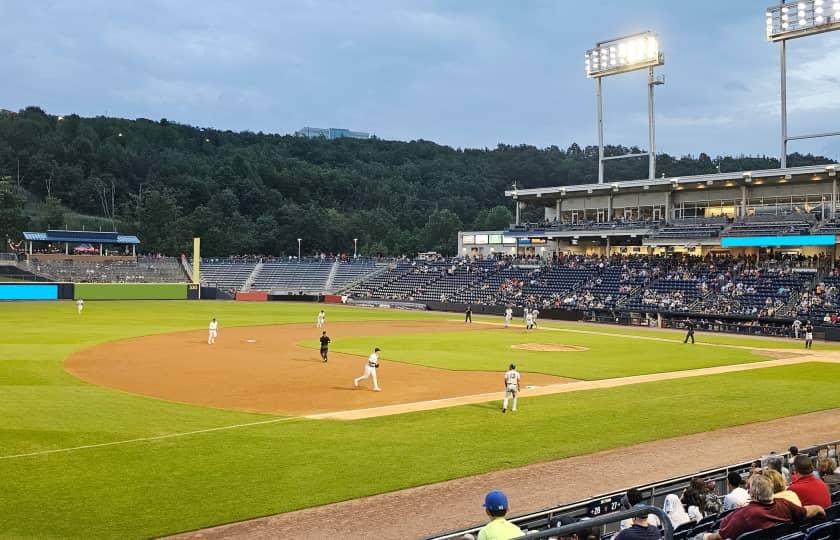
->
xmin=683 ymin=319 xmax=695 ymax=344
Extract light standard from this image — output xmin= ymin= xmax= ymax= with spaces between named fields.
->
xmin=353 ymin=238 xmax=358 ymax=258
xmin=297 ymin=238 xmax=302 ymax=260
xmin=765 ymin=1 xmax=840 ymax=169
xmin=585 ymin=31 xmax=665 ymax=183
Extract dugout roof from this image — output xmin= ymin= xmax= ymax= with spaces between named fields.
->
xmin=22 ymin=230 xmax=141 ymax=245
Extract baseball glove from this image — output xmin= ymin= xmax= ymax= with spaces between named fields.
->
xmin=374 ymin=363 xmax=380 ymax=369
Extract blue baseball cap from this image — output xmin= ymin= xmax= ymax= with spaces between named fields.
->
xmin=483 ymin=490 xmax=509 ymax=512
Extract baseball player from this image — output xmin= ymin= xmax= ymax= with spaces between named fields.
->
xmin=319 ymin=331 xmax=331 ymax=362
xmin=804 ymin=321 xmax=814 ymax=349
xmin=504 ymin=307 xmax=513 ymax=328
xmin=522 ymin=307 xmax=529 ymax=326
xmin=465 ymin=305 xmax=472 ymax=324
xmin=316 ymin=309 xmax=326 ymax=328
xmin=354 ymin=347 xmax=381 ymax=391
xmin=525 ymin=310 xmax=534 ymax=331
xmin=208 ymin=318 xmax=218 ymax=345
xmin=502 ymin=363 xmax=521 ymax=413
xmin=76 ymin=298 xmax=84 ymax=315
xmin=530 ymin=308 xmax=539 ymax=328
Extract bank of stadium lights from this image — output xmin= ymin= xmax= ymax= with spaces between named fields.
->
xmin=767 ymin=1 xmax=840 ymax=169
xmin=766 ymin=0 xmax=840 ymax=41
xmin=584 ymin=31 xmax=664 ymax=184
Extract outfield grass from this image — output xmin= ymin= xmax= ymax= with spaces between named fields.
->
xmin=309 ymin=328 xmax=782 ymax=379
xmin=1 ymin=301 xmax=839 ymax=538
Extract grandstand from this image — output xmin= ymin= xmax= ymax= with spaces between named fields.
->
xmin=428 ymin=442 xmax=840 ymax=540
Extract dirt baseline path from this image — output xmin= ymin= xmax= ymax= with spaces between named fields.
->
xmin=65 ymin=321 xmax=571 ymax=416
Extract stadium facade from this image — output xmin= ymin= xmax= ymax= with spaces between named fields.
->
xmin=458 ymin=163 xmax=839 ymax=259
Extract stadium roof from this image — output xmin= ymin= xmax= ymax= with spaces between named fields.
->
xmin=505 ymin=164 xmax=838 ymax=204
xmin=22 ymin=230 xmax=141 ymax=245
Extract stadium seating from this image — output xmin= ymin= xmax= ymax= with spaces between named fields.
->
xmin=26 ymin=256 xmax=187 ymax=283
xmin=251 ymin=261 xmax=334 ymax=293
xmin=200 ymin=261 xmax=256 ymax=291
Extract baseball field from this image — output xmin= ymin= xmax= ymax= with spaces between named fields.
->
xmin=3 ymin=300 xmax=840 ymax=538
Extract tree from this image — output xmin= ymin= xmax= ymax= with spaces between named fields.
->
xmin=0 ymin=179 xmax=27 ymax=243
xmin=42 ymin=195 xmax=65 ymax=230
xmin=473 ymin=205 xmax=513 ymax=230
xmin=137 ymin=190 xmax=183 ymax=254
xmin=422 ymin=209 xmax=463 ymax=255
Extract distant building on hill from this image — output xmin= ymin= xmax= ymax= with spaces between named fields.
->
xmin=295 ymin=127 xmax=370 ymax=140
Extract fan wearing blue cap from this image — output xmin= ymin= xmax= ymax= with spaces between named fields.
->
xmin=476 ymin=490 xmax=523 ymax=540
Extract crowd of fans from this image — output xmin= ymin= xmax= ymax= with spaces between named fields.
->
xmin=464 ymin=446 xmax=840 ymax=540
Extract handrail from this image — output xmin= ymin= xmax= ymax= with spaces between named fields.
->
xmin=512 ymin=505 xmax=673 ymax=540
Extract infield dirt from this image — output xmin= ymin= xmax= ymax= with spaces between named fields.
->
xmin=65 ymin=321 xmax=573 ymax=416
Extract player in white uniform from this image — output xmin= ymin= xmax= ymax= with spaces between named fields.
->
xmin=502 ymin=363 xmax=521 ymax=413
xmin=531 ymin=308 xmax=539 ymax=328
xmin=316 ymin=309 xmax=326 ymax=328
xmin=522 ymin=307 xmax=529 ymax=326
xmin=525 ymin=311 xmax=534 ymax=331
xmin=504 ymin=307 xmax=513 ymax=328
xmin=354 ymin=348 xmax=381 ymax=391
xmin=76 ymin=299 xmax=84 ymax=315
xmin=208 ymin=318 xmax=218 ymax=345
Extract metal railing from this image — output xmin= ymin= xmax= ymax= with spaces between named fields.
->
xmin=514 ymin=505 xmax=673 ymax=540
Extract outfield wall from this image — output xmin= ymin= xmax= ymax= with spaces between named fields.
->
xmin=0 ymin=283 xmax=59 ymax=300
xmin=74 ymin=283 xmax=188 ymax=300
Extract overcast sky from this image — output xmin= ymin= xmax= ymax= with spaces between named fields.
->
xmin=1 ymin=0 xmax=838 ymax=159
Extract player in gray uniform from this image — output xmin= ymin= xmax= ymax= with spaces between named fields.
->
xmin=502 ymin=363 xmax=521 ymax=413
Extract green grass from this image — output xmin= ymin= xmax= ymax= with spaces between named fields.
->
xmin=1 ymin=301 xmax=838 ymax=538
xmin=307 ymin=327 xmax=781 ymax=379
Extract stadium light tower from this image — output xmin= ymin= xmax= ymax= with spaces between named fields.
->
xmin=585 ymin=31 xmax=665 ymax=183
xmin=297 ymin=238 xmax=302 ymax=260
xmin=766 ymin=0 xmax=840 ymax=168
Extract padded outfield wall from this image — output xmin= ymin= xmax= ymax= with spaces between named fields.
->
xmin=74 ymin=283 xmax=188 ymax=300
xmin=0 ymin=283 xmax=59 ymax=300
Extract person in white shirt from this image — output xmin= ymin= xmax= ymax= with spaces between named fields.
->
xmin=316 ymin=310 xmax=326 ymax=328
xmin=722 ymin=471 xmax=750 ymax=511
xmin=662 ymin=493 xmax=692 ymax=529
xmin=76 ymin=299 xmax=84 ymax=315
xmin=792 ymin=319 xmax=802 ymax=339
xmin=502 ymin=363 xmax=520 ymax=413
xmin=525 ymin=311 xmax=534 ymax=331
xmin=531 ymin=308 xmax=539 ymax=328
xmin=354 ymin=348 xmax=381 ymax=391
xmin=208 ymin=318 xmax=218 ymax=345
xmin=522 ymin=307 xmax=529 ymax=326
xmin=504 ymin=307 xmax=513 ymax=328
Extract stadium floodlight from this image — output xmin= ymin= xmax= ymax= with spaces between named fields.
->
xmin=766 ymin=1 xmax=840 ymax=169
xmin=766 ymin=0 xmax=840 ymax=41
xmin=584 ymin=31 xmax=665 ymax=183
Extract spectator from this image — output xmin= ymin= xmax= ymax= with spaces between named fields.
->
xmin=764 ymin=469 xmax=801 ymax=506
xmin=788 ymin=446 xmax=799 ymax=466
xmin=816 ymin=457 xmax=840 ymax=492
xmin=619 ymin=488 xmax=661 ymax=531
xmin=703 ymin=475 xmax=824 ymax=540
xmin=680 ymin=484 xmax=705 ymax=523
xmin=662 ymin=493 xmax=692 ymax=529
xmin=476 ymin=490 xmax=523 ymax=540
xmin=788 ymin=455 xmax=831 ymax=507
xmin=554 ymin=516 xmax=598 ymax=540
xmin=722 ymin=471 xmax=750 ymax=511
xmin=614 ymin=514 xmax=661 ymax=540
xmin=700 ymin=478 xmax=722 ymax=514
xmin=765 ymin=454 xmax=791 ymax=484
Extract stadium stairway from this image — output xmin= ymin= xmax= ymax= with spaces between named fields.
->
xmin=324 ymin=261 xmax=340 ymax=291
xmin=242 ymin=262 xmax=263 ymax=292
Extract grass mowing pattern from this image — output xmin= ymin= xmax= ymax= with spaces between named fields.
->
xmin=1 ymin=301 xmax=838 ymax=538
xmin=307 ymin=328 xmax=777 ymax=379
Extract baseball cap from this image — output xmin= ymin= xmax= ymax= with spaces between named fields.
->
xmin=509 ymin=363 xmax=516 ymax=370
xmin=483 ymin=490 xmax=509 ymax=512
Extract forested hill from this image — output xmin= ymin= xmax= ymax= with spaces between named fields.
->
xmin=0 ymin=106 xmax=835 ymax=256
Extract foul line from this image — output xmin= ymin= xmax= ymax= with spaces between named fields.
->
xmin=0 ymin=416 xmax=298 ymax=461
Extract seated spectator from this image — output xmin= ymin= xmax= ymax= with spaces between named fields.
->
xmin=680 ymin=484 xmax=705 ymax=523
xmin=615 ymin=514 xmax=661 ymax=540
xmin=764 ymin=469 xmax=801 ymax=507
xmin=816 ymin=457 xmax=840 ymax=492
xmin=722 ymin=471 xmax=750 ymax=511
xmin=765 ymin=453 xmax=791 ymax=484
xmin=703 ymin=475 xmax=824 ymax=540
xmin=662 ymin=493 xmax=692 ymax=529
xmin=789 ymin=454 xmax=831 ymax=507
xmin=700 ymin=478 xmax=722 ymax=514
xmin=619 ymin=488 xmax=661 ymax=530
xmin=476 ymin=490 xmax=523 ymax=540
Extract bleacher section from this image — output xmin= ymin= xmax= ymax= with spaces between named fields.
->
xmin=722 ymin=214 xmax=815 ymax=237
xmin=651 ymin=218 xmax=727 ymax=239
xmin=200 ymin=262 xmax=256 ymax=291
xmin=330 ymin=259 xmax=388 ymax=291
xmin=27 ymin=256 xmax=187 ymax=283
xmin=251 ymin=261 xmax=334 ymax=293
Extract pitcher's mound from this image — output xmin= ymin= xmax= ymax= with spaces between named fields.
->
xmin=511 ymin=343 xmax=588 ymax=352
